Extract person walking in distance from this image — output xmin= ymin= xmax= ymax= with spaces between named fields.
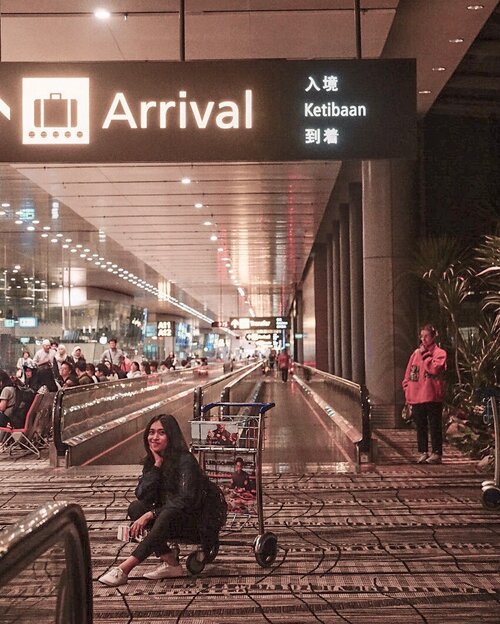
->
xmin=402 ymin=324 xmax=447 ymax=465
xmin=277 ymin=348 xmax=291 ymax=383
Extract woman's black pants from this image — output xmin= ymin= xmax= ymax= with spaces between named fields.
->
xmin=128 ymin=500 xmax=198 ymax=562
xmin=412 ymin=402 xmax=443 ymax=455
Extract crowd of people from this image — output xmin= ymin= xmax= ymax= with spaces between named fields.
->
xmin=0 ymin=338 xmax=207 ymax=431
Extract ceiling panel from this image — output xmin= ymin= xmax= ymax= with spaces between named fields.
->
xmin=0 ymin=0 xmax=496 ymax=326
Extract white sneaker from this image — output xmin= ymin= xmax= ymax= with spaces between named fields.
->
xmin=426 ymin=452 xmax=442 ymax=464
xmin=143 ymin=562 xmax=185 ymax=579
xmin=99 ymin=567 xmax=128 ymax=587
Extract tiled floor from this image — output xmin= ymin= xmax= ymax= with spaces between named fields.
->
xmin=0 ymin=378 xmax=498 ymax=623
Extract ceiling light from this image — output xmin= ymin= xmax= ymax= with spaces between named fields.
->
xmin=181 ymin=177 xmax=191 ymax=184
xmin=65 ymin=238 xmax=72 ymax=242
xmin=210 ymin=235 xmax=218 ymax=241
xmin=0 ymin=211 xmax=5 ymax=216
xmin=51 ymin=238 xmax=58 ymax=243
xmin=419 ymin=90 xmax=432 ymax=94
xmin=449 ymin=38 xmax=464 ymax=43
xmin=43 ymin=226 xmax=51 ymax=231
xmin=56 ymin=233 xmax=63 ymax=237
xmin=41 ymin=233 xmax=49 ymax=238
xmin=32 ymin=220 xmax=39 ymax=224
xmin=94 ymin=8 xmax=111 ymax=19
xmin=15 ymin=220 xmax=22 ymax=225
xmin=76 ymin=244 xmax=82 ymax=248
xmin=203 ymin=221 xmax=212 ymax=226
xmin=1 ymin=203 xmax=10 ymax=208
xmin=84 ymin=248 xmax=90 ymax=252
xmin=432 ymin=67 xmax=446 ymax=72
xmin=70 ymin=248 xmax=77 ymax=253
xmin=14 ymin=265 xmax=20 ymax=270
xmin=26 ymin=226 xmax=35 ymax=231
xmin=467 ymin=4 xmax=484 ymax=9
xmin=62 ymin=244 xmax=69 ymax=248
xmin=217 ymin=248 xmax=224 ymax=252
xmin=194 ymin=203 xmax=203 ymax=208
xmin=80 ymin=254 xmax=86 ymax=258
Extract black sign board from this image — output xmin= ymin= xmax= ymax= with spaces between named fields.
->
xmin=0 ymin=59 xmax=416 ymax=163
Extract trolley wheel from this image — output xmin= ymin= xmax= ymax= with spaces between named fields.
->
xmin=186 ymin=551 xmax=206 ymax=575
xmin=204 ymin=540 xmax=219 ymax=563
xmin=254 ymin=532 xmax=278 ymax=567
xmin=481 ymin=485 xmax=500 ymax=510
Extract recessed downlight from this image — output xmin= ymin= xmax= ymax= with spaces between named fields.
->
xmin=181 ymin=177 xmax=191 ymax=184
xmin=432 ymin=67 xmax=446 ymax=72
xmin=449 ymin=38 xmax=464 ymax=43
xmin=94 ymin=8 xmax=111 ymax=19
xmin=194 ymin=202 xmax=203 ymax=208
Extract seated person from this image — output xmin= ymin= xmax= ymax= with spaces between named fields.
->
xmin=99 ymin=414 xmax=216 ymax=587
xmin=58 ymin=361 xmax=79 ymax=388
xmin=231 ymin=457 xmax=251 ymax=492
xmin=206 ymin=422 xmax=237 ymax=446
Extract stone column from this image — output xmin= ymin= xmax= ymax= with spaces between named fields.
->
xmin=326 ymin=237 xmax=334 ymax=373
xmin=314 ymin=243 xmax=329 ymax=371
xmin=339 ymin=203 xmax=352 ymax=380
xmin=349 ymin=182 xmax=365 ymax=385
xmin=362 ymin=159 xmax=417 ymax=428
xmin=331 ymin=221 xmax=342 ymax=377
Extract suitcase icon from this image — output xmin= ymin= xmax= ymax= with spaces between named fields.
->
xmin=33 ymin=93 xmax=78 ymax=128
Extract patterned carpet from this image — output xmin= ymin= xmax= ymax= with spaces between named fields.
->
xmin=0 ymin=450 xmax=499 ymax=623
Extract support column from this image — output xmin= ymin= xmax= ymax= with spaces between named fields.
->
xmin=314 ymin=243 xmax=329 ymax=371
xmin=331 ymin=221 xmax=342 ymax=377
xmin=349 ymin=182 xmax=365 ymax=385
xmin=339 ymin=204 xmax=352 ymax=380
xmin=362 ymin=159 xmax=417 ymax=428
xmin=326 ymin=237 xmax=334 ymax=373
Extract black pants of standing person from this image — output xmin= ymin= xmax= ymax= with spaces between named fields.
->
xmin=412 ymin=402 xmax=443 ymax=455
xmin=280 ymin=367 xmax=288 ymax=382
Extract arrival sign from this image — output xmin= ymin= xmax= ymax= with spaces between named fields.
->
xmin=0 ymin=59 xmax=416 ymax=163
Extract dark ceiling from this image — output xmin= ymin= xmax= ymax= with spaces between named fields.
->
xmin=431 ymin=4 xmax=500 ymax=118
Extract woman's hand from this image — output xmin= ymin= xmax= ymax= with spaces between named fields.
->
xmin=130 ymin=511 xmax=154 ymax=538
xmin=151 ymin=448 xmax=163 ymax=468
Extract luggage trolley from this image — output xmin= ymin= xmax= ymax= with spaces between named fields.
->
xmin=190 ymin=401 xmax=278 ymax=568
xmin=481 ymin=389 xmax=500 ymax=509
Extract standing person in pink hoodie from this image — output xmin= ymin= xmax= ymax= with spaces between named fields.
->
xmin=402 ymin=324 xmax=447 ymax=465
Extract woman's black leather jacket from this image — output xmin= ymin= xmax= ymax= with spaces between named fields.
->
xmin=135 ymin=451 xmax=204 ymax=517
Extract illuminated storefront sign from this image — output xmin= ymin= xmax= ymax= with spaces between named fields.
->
xmin=18 ymin=316 xmax=38 ymax=327
xmin=157 ymin=320 xmax=174 ymax=337
xmin=0 ymin=59 xmax=416 ymax=162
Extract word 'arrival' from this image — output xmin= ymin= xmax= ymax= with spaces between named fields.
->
xmin=102 ymin=90 xmax=253 ymax=129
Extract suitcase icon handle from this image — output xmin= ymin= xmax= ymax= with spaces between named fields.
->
xmin=49 ymin=93 xmax=62 ymax=100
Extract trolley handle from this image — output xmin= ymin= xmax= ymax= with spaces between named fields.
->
xmin=201 ymin=401 xmax=275 ymax=415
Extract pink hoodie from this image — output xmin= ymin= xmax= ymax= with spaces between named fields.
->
xmin=402 ymin=342 xmax=447 ymax=404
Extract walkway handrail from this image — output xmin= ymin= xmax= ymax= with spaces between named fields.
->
xmin=0 ymin=502 xmax=92 ymax=624
xmin=52 ymin=363 xmax=257 ymax=462
xmin=192 ymin=361 xmax=261 ymax=419
xmin=293 ymin=363 xmax=371 ymax=454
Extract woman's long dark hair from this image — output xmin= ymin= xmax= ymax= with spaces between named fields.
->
xmin=142 ymin=414 xmax=189 ymax=473
xmin=0 ymin=369 xmax=13 ymax=389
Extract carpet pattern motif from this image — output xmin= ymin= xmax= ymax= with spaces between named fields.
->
xmin=0 ymin=457 xmax=499 ymax=623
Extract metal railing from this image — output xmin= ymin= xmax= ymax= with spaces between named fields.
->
xmin=0 ymin=502 xmax=92 ymax=624
xmin=293 ymin=363 xmax=372 ymax=462
xmin=51 ymin=363 xmax=256 ymax=466
xmin=193 ymin=362 xmax=262 ymax=419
